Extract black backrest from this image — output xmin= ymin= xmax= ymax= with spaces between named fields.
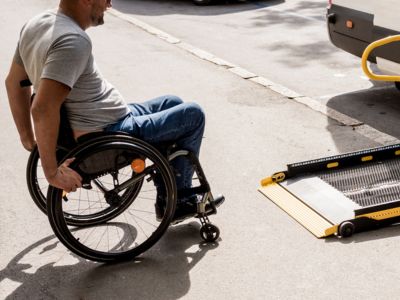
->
xmin=58 ymin=105 xmax=77 ymax=150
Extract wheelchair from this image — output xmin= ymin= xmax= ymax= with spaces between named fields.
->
xmin=26 ymin=108 xmax=223 ymax=263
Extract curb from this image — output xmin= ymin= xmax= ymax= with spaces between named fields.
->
xmin=108 ymin=8 xmax=400 ymax=146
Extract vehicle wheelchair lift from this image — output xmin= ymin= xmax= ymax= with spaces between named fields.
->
xmin=259 ymin=35 xmax=400 ymax=238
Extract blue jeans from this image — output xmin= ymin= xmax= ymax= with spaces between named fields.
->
xmin=105 ymin=95 xmax=205 ymax=202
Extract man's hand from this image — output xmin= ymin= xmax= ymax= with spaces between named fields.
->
xmin=47 ymin=158 xmax=83 ymax=193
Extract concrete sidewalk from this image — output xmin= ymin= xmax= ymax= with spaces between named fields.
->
xmin=1 ymin=1 xmax=398 ymax=299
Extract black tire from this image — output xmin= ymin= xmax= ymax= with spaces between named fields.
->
xmin=338 ymin=221 xmax=355 ymax=238
xmin=200 ymin=224 xmax=220 ymax=242
xmin=47 ymin=135 xmax=177 ymax=262
xmin=27 ymin=146 xmax=142 ymax=226
xmin=192 ymin=0 xmax=212 ymax=5
xmin=395 ymin=82 xmax=400 ymax=91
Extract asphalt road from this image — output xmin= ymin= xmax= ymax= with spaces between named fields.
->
xmin=1 ymin=1 xmax=400 ymax=299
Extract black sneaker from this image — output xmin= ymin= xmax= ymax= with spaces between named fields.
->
xmin=154 ymin=200 xmax=196 ymax=223
xmin=171 ymin=201 xmax=198 ymax=224
xmin=155 ymin=194 xmax=225 ymax=224
xmin=203 ymin=194 xmax=225 ymax=214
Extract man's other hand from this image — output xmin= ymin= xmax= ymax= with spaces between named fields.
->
xmin=47 ymin=158 xmax=83 ymax=193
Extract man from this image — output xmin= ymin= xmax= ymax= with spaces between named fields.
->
xmin=5 ymin=0 xmax=223 ymax=222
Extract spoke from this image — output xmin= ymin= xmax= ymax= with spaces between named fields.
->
xmin=63 ymin=206 xmax=107 ymax=213
xmin=116 ymin=225 xmax=123 ymax=251
xmin=94 ymin=225 xmax=109 ymax=250
xmin=135 ymin=196 xmax=157 ymax=201
xmin=74 ymin=225 xmax=97 ymax=245
xmin=94 ymin=186 xmax=104 ymax=210
xmin=126 ymin=209 xmax=157 ymax=230
xmin=127 ymin=208 xmax=155 ymax=215
xmin=123 ymin=211 xmax=140 ymax=246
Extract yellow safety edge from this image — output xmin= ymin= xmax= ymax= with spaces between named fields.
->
xmin=325 ymin=225 xmax=338 ymax=237
xmin=362 ymin=35 xmax=400 ymax=82
xmin=260 ymin=172 xmax=286 ymax=187
xmin=259 ymin=183 xmax=337 ymax=238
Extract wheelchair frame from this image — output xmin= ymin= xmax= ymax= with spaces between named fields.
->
xmin=27 ymin=130 xmax=222 ymax=262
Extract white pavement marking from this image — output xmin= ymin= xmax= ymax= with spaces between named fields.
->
xmin=177 ymin=42 xmax=237 ymax=67
xmin=108 ymin=8 xmax=400 ymax=145
xmin=229 ymin=67 xmax=257 ymax=79
xmin=109 ymin=9 xmax=181 ymax=44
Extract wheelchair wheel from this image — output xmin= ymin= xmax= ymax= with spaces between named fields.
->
xmin=47 ymin=135 xmax=177 ymax=262
xmin=27 ymin=146 xmax=142 ymax=227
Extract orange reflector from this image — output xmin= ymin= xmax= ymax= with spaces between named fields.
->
xmin=346 ymin=20 xmax=354 ymax=29
xmin=131 ymin=158 xmax=145 ymax=173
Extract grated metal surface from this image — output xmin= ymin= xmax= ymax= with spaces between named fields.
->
xmin=318 ymin=158 xmax=400 ymax=208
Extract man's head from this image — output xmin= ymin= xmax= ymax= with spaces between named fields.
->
xmin=59 ymin=0 xmax=112 ymax=29
xmin=89 ymin=0 xmax=112 ymax=26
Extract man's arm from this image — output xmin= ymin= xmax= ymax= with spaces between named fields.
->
xmin=5 ymin=60 xmax=35 ymax=151
xmin=31 ymin=78 xmax=82 ymax=192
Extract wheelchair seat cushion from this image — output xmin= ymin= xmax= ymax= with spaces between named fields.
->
xmin=76 ymin=148 xmax=135 ymax=179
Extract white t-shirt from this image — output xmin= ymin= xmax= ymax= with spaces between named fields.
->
xmin=15 ymin=10 xmax=130 ymax=131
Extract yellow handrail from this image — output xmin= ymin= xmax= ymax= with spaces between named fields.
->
xmin=361 ymin=35 xmax=400 ymax=81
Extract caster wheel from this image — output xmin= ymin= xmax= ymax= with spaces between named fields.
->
xmin=338 ymin=221 xmax=355 ymax=238
xmin=200 ymin=224 xmax=220 ymax=242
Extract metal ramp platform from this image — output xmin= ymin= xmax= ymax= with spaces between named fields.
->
xmin=259 ymin=144 xmax=400 ymax=238
xmin=260 ymin=35 xmax=400 ymax=238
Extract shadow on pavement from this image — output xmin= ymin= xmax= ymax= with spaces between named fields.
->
xmin=112 ymin=0 xmax=284 ymax=16
xmin=251 ymin=0 xmax=326 ymax=27
xmin=324 ymin=223 xmax=400 ymax=244
xmin=265 ymin=40 xmax=339 ymax=68
xmin=327 ymin=83 xmax=400 ymax=142
xmin=0 ymin=222 xmax=218 ymax=299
